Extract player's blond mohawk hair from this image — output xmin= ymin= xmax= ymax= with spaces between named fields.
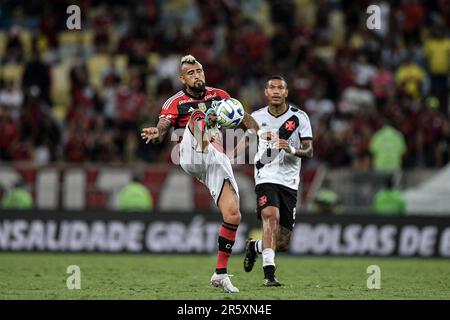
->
xmin=181 ymin=55 xmax=197 ymax=65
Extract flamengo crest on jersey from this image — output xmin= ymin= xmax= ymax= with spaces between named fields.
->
xmin=251 ymin=105 xmax=313 ymax=191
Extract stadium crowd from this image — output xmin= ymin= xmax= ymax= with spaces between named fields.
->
xmin=0 ymin=0 xmax=449 ymax=170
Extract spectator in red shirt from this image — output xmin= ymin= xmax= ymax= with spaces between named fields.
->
xmin=64 ymin=123 xmax=88 ymax=162
xmin=0 ymin=110 xmax=20 ymax=160
xmin=371 ymin=62 xmax=395 ymax=110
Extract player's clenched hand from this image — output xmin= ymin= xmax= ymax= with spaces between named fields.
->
xmin=258 ymin=131 xmax=278 ymax=141
xmin=275 ymin=139 xmax=290 ymax=151
xmin=141 ymin=127 xmax=159 ymax=144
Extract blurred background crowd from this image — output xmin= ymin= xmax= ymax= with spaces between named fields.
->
xmin=0 ymin=0 xmax=449 ymax=172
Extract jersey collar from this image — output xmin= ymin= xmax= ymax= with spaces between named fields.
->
xmin=267 ymin=104 xmax=290 ymax=118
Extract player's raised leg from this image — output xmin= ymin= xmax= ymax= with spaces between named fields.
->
xmin=187 ymin=108 xmax=218 ymax=152
xmin=210 ymin=180 xmax=241 ymax=293
xmin=187 ymin=110 xmax=209 ymax=151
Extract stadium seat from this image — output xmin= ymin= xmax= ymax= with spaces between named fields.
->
xmin=0 ymin=31 xmax=6 ymax=57
xmin=51 ymin=62 xmax=71 ymax=108
xmin=52 ymin=104 xmax=67 ymax=122
xmin=147 ymin=52 xmax=161 ymax=70
xmin=0 ymin=63 xmax=24 ymax=83
xmin=81 ymin=30 xmax=94 ymax=48
xmin=20 ymin=29 xmax=33 ymax=59
xmin=114 ymin=54 xmax=128 ymax=73
xmin=58 ymin=31 xmax=85 ymax=57
xmin=87 ymin=54 xmax=111 ymax=89
xmin=58 ymin=31 xmax=80 ymax=46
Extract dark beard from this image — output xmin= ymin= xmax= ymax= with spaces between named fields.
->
xmin=188 ymin=82 xmax=206 ymax=96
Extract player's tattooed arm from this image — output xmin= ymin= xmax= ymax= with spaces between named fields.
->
xmin=155 ymin=118 xmax=172 ymax=143
xmin=141 ymin=118 xmax=171 ymax=144
xmin=277 ymin=138 xmax=313 ymax=159
xmin=294 ymin=139 xmax=313 ymax=159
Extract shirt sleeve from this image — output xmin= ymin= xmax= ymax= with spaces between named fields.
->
xmin=214 ymin=88 xmax=231 ymax=99
xmin=159 ymin=96 xmax=180 ymax=127
xmin=299 ymin=112 xmax=313 ymax=140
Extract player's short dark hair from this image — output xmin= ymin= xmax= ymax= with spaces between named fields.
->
xmin=266 ymin=75 xmax=288 ymax=88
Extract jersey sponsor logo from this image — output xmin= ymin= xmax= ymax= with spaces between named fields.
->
xmin=179 ymin=101 xmax=216 ymax=115
xmin=258 ymin=195 xmax=268 ymax=207
xmin=177 ymin=93 xmax=219 ymax=106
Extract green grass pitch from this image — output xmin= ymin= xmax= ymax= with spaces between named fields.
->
xmin=1 ymin=253 xmax=449 ymax=299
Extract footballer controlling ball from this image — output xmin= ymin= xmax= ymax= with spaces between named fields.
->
xmin=214 ymin=98 xmax=245 ymax=128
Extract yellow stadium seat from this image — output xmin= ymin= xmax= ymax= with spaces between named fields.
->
xmin=0 ymin=31 xmax=6 ymax=56
xmin=58 ymin=31 xmax=81 ymax=46
xmin=0 ymin=64 xmax=24 ymax=83
xmin=20 ymin=29 xmax=33 ymax=59
xmin=87 ymin=54 xmax=112 ymax=89
xmin=147 ymin=52 xmax=161 ymax=69
xmin=52 ymin=104 xmax=68 ymax=122
xmin=81 ymin=30 xmax=94 ymax=48
xmin=51 ymin=63 xmax=71 ymax=107
xmin=114 ymin=54 xmax=128 ymax=72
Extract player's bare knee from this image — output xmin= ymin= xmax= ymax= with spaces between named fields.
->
xmin=261 ymin=208 xmax=279 ymax=225
xmin=224 ymin=207 xmax=241 ymax=224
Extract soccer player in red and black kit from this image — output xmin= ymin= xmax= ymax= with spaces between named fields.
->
xmin=141 ymin=55 xmax=262 ymax=293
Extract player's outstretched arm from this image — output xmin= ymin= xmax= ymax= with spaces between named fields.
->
xmin=228 ymin=112 xmax=258 ymax=161
xmin=230 ymin=112 xmax=276 ymax=160
xmin=141 ymin=118 xmax=171 ymax=144
xmin=241 ymin=112 xmax=260 ymax=135
xmin=241 ymin=112 xmax=275 ymax=140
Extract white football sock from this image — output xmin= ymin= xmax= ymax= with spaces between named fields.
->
xmin=254 ymin=240 xmax=263 ymax=254
xmin=262 ymin=248 xmax=275 ymax=267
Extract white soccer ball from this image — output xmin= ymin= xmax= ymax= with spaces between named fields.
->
xmin=214 ymin=98 xmax=245 ymax=128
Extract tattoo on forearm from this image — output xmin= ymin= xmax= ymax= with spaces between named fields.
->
xmin=155 ymin=119 xmax=171 ymax=143
xmin=293 ymin=140 xmax=313 ymax=159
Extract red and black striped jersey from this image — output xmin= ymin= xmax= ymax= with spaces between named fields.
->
xmin=159 ymin=86 xmax=230 ymax=129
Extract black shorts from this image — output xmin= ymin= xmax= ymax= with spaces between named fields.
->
xmin=255 ymin=183 xmax=297 ymax=231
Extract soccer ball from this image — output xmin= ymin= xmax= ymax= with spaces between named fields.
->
xmin=214 ymin=98 xmax=245 ymax=128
